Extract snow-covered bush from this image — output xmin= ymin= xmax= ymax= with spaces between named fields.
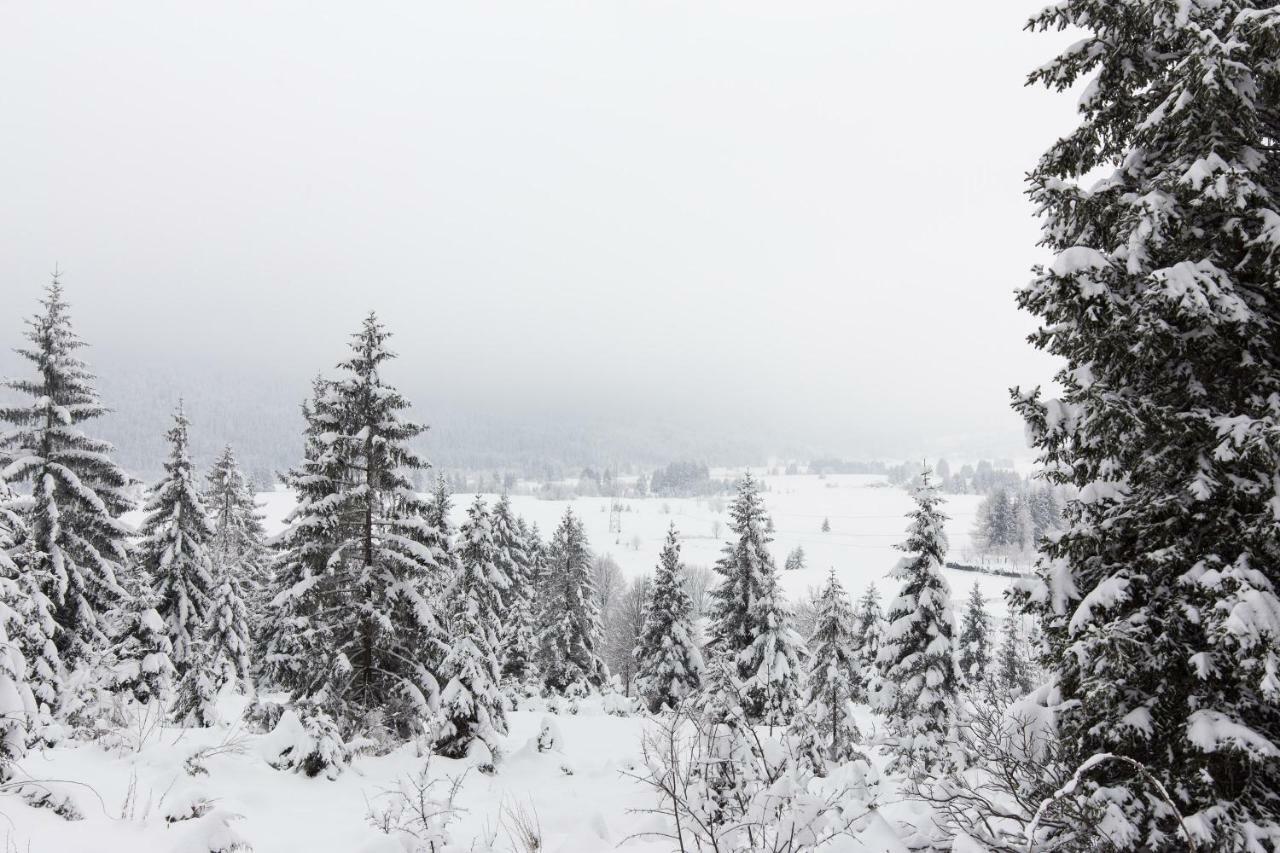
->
xmin=167 ymin=800 xmax=253 ymax=853
xmin=905 ymin=687 xmax=1105 ymax=852
xmin=626 ymin=697 xmax=880 ymax=852
xmin=364 ymin=759 xmax=467 ymax=853
xmin=260 ymin=707 xmax=348 ymax=780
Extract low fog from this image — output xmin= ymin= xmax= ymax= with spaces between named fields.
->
xmin=1 ymin=1 xmax=1075 ymax=474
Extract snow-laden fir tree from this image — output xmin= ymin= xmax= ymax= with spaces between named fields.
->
xmin=633 ymin=523 xmax=705 ymax=713
xmin=423 ymin=474 xmax=460 ymax=588
xmin=957 ymin=582 xmax=992 ymax=687
xmin=260 ymin=376 xmax=342 ymax=692
xmin=996 ymin=612 xmax=1032 ymax=698
xmin=139 ymin=402 xmax=215 ymax=673
xmin=268 ymin=314 xmax=447 ymax=745
xmin=876 ymin=469 xmax=956 ymax=776
xmin=0 ymin=535 xmax=36 ymax=780
xmin=850 ymin=583 xmax=884 ymax=704
xmin=111 ymin=576 xmax=176 ymax=707
xmin=524 ymin=520 xmax=548 ymax=597
xmin=206 ymin=559 xmax=253 ymax=696
xmin=0 ymin=278 xmax=133 ymax=702
xmin=173 ymin=638 xmax=220 ymax=728
xmin=784 ymin=545 xmax=806 ymax=572
xmin=0 ymin=485 xmax=60 ymax=734
xmin=1011 ymin=3 xmax=1280 ymax=847
xmin=708 ymin=473 xmax=802 ymax=722
xmin=797 ymin=570 xmax=862 ymax=772
xmin=204 ymin=445 xmax=270 ymax=638
xmin=739 ymin=566 xmax=805 ymax=728
xmin=491 ymin=494 xmax=536 ymax=681
xmin=434 ymin=496 xmax=508 ymax=759
xmin=201 ymin=445 xmax=259 ymax=693
xmin=538 ymin=508 xmax=608 ymax=695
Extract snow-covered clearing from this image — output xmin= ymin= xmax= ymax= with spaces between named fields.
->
xmin=258 ymin=472 xmax=1010 ymax=615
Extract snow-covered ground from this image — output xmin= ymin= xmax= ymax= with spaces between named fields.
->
xmin=22 ymin=473 xmax=1014 ymax=852
xmin=14 ymin=693 xmax=915 ymax=853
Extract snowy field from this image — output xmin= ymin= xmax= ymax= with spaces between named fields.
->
xmin=17 ymin=473 xmax=1013 ymax=853
xmin=258 ymin=471 xmax=1009 ymax=615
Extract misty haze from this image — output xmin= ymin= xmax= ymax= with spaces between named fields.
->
xmin=2 ymin=3 xmax=1278 ymax=853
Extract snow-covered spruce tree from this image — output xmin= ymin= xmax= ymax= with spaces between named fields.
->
xmin=957 ymin=582 xmax=992 ymax=687
xmin=850 ymin=583 xmax=884 ymax=703
xmin=491 ymin=494 xmax=536 ymax=681
xmin=204 ymin=445 xmax=270 ymax=640
xmin=260 ymin=377 xmax=342 ymax=692
xmin=139 ymin=403 xmax=216 ymax=673
xmin=996 ymin=612 xmax=1032 ymax=698
xmin=524 ymin=520 xmax=549 ymax=596
xmin=173 ymin=638 xmax=220 ymax=728
xmin=0 ymin=538 xmax=36 ymax=779
xmin=876 ymin=469 xmax=956 ymax=777
xmin=112 ymin=576 xmax=176 ymax=707
xmin=784 ymin=545 xmax=806 ymax=572
xmin=740 ymin=567 xmax=805 ymax=728
xmin=798 ymin=570 xmax=862 ymax=772
xmin=423 ymin=473 xmax=460 ymax=586
xmin=0 ymin=278 xmax=133 ymax=700
xmin=1012 ymin=3 xmax=1280 ymax=848
xmin=206 ymin=559 xmax=253 ymax=696
xmin=538 ymin=508 xmax=608 ymax=695
xmin=634 ymin=523 xmax=705 ymax=713
xmin=269 ymin=314 xmax=447 ymax=748
xmin=434 ymin=496 xmax=508 ymax=759
xmin=0 ymin=486 xmax=60 ymax=735
xmin=709 ymin=472 xmax=800 ymax=723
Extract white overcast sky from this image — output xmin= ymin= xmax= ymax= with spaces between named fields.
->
xmin=1 ymin=2 xmax=1080 ymax=459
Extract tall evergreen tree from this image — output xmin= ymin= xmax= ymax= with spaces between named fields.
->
xmin=491 ymin=494 xmax=536 ymax=681
xmin=996 ymin=612 xmax=1032 ymax=698
xmin=204 ymin=446 xmax=270 ymax=634
xmin=957 ymin=582 xmax=992 ymax=686
xmin=538 ymin=509 xmax=608 ymax=695
xmin=423 ymin=474 xmax=460 ymax=587
xmin=634 ymin=524 xmax=704 ymax=712
xmin=1013 ymin=3 xmax=1280 ymax=847
xmin=740 ymin=567 xmax=805 ymax=727
xmin=0 ymin=278 xmax=133 ymax=697
xmin=0 ymin=486 xmax=59 ymax=730
xmin=709 ymin=476 xmax=771 ymax=658
xmin=799 ymin=570 xmax=862 ymax=770
xmin=111 ymin=575 xmax=176 ymax=707
xmin=850 ymin=583 xmax=884 ymax=703
xmin=435 ymin=496 xmax=508 ymax=759
xmin=876 ymin=469 xmax=956 ymax=776
xmin=268 ymin=314 xmax=447 ymax=743
xmin=0 ymin=523 xmax=36 ymax=778
xmin=172 ymin=638 xmax=221 ymax=728
xmin=206 ymin=561 xmax=253 ymax=696
xmin=139 ymin=403 xmax=215 ymax=672
xmin=261 ymin=377 xmax=343 ymax=691
xmin=709 ymin=473 xmax=801 ymax=722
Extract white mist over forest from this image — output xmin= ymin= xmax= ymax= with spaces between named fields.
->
xmin=1 ymin=1 xmax=1074 ymax=477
